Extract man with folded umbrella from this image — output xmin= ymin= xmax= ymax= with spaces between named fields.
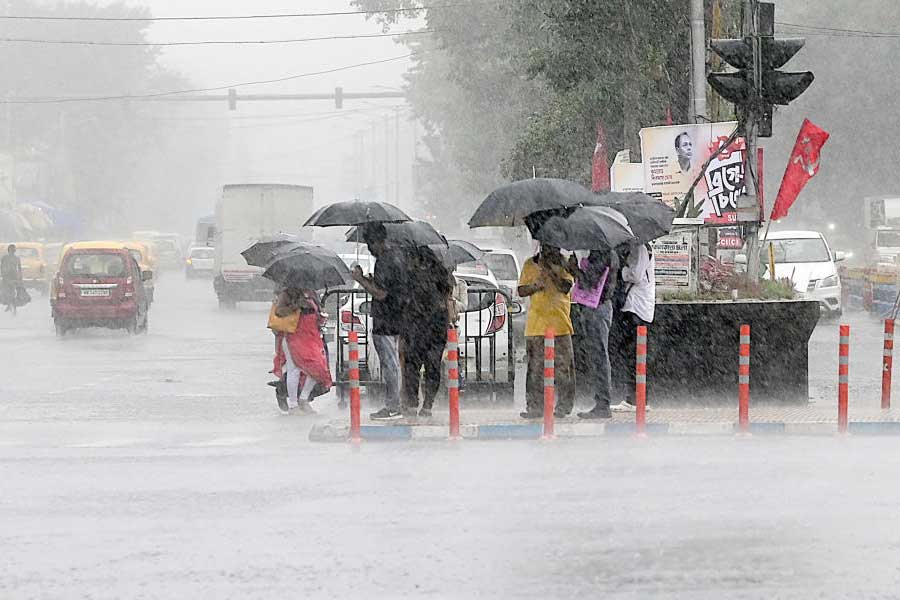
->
xmin=352 ymin=223 xmax=407 ymax=421
xmin=517 ymin=243 xmax=576 ymax=419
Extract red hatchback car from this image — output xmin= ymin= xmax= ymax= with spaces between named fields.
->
xmin=52 ymin=245 xmax=151 ymax=336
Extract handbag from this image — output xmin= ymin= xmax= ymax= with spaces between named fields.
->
xmin=267 ymin=304 xmax=300 ymax=333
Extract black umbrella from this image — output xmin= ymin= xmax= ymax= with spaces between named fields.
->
xmin=469 ymin=178 xmax=598 ymax=228
xmin=588 ymin=192 xmax=675 ymax=243
xmin=445 ymin=239 xmax=485 ymax=267
xmin=304 ymin=201 xmax=411 ymax=228
xmin=533 ymin=206 xmax=636 ymax=251
xmin=261 ymin=243 xmax=351 ymax=290
xmin=241 ymin=235 xmax=301 ymax=268
xmin=345 ymin=220 xmax=447 ymax=248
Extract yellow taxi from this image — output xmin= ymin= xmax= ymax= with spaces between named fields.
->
xmin=2 ymin=241 xmax=48 ymax=293
xmin=59 ymin=241 xmax=156 ymax=303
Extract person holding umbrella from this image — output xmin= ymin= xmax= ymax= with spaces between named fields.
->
xmin=569 ymin=249 xmax=619 ymax=419
xmin=351 ymin=223 xmax=408 ymax=421
xmin=271 ymin=287 xmax=332 ymax=414
xmin=517 ymin=244 xmax=577 ymax=419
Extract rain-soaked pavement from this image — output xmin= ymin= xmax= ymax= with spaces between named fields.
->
xmin=3 ymin=276 xmax=900 ymax=597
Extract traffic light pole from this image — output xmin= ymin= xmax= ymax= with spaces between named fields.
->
xmin=743 ymin=0 xmax=763 ymax=284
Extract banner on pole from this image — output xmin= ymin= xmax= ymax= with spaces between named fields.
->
xmin=770 ymin=118 xmax=830 ymax=222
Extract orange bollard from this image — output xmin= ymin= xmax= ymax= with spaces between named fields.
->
xmin=883 ymin=319 xmax=894 ymax=410
xmin=635 ymin=325 xmax=648 ymax=437
xmin=738 ymin=324 xmax=751 ymax=434
xmin=838 ymin=325 xmax=850 ymax=435
xmin=349 ymin=331 xmax=362 ymax=444
xmin=447 ymin=328 xmax=461 ymax=440
xmin=542 ymin=328 xmax=556 ymax=440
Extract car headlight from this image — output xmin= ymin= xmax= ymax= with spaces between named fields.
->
xmin=819 ymin=274 xmax=839 ymax=288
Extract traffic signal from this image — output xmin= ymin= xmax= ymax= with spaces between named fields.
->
xmin=228 ymin=88 xmax=237 ymax=111
xmin=706 ymin=2 xmax=813 ymax=137
xmin=334 ymin=86 xmax=344 ymax=109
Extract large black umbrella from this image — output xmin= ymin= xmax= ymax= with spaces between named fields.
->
xmin=304 ymin=201 xmax=411 ymax=228
xmin=589 ymin=192 xmax=675 ymax=242
xmin=469 ymin=178 xmax=598 ymax=228
xmin=261 ymin=243 xmax=351 ymax=290
xmin=241 ymin=235 xmax=301 ymax=268
xmin=345 ymin=220 xmax=447 ymax=248
xmin=534 ymin=206 xmax=636 ymax=251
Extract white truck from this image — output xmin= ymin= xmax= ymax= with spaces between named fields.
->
xmin=213 ymin=183 xmax=314 ymax=308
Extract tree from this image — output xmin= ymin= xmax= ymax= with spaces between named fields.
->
xmin=354 ymin=0 xmax=692 ymax=229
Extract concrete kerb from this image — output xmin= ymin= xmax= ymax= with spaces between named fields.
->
xmin=308 ymin=420 xmax=900 ymax=442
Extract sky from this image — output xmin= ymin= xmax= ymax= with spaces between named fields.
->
xmin=96 ymin=0 xmax=423 ymax=218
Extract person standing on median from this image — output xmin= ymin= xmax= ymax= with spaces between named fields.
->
xmin=401 ymin=246 xmax=453 ymax=418
xmin=351 ymin=224 xmax=407 ymax=421
xmin=610 ymin=241 xmax=656 ymax=412
xmin=517 ymin=244 xmax=576 ymax=420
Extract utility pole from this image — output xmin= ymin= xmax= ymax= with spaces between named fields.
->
xmin=393 ymin=108 xmax=400 ymax=205
xmin=382 ymin=115 xmax=389 ymax=202
xmin=690 ymin=0 xmax=708 ymax=122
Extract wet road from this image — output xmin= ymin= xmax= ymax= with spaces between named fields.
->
xmin=2 ymin=277 xmax=899 ymax=598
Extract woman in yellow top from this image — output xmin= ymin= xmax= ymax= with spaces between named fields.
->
xmin=517 ymin=244 xmax=576 ymax=419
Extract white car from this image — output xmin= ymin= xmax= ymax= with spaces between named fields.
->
xmin=755 ymin=230 xmax=845 ymax=316
xmin=185 ymin=246 xmax=215 ymax=278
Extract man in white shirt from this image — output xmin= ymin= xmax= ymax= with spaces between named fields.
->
xmin=611 ymin=242 xmax=655 ymax=411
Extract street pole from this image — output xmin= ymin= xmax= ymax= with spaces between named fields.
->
xmin=743 ymin=0 xmax=762 ymax=284
xmin=690 ymin=0 xmax=708 ymax=123
xmin=394 ymin=107 xmax=400 ymax=205
xmin=384 ymin=115 xmax=390 ymax=202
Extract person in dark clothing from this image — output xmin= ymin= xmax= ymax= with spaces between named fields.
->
xmin=352 ymin=224 xmax=407 ymax=421
xmin=401 ymin=246 xmax=452 ymax=418
xmin=568 ymin=248 xmax=619 ymax=419
xmin=1 ymin=244 xmax=22 ymax=314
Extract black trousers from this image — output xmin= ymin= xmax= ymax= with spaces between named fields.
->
xmin=609 ymin=310 xmax=650 ymax=405
xmin=402 ymin=324 xmax=447 ymax=410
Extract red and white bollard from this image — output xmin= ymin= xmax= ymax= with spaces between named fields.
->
xmin=542 ymin=328 xmax=556 ymax=440
xmin=635 ymin=325 xmax=648 ymax=437
xmin=838 ymin=325 xmax=850 ymax=435
xmin=447 ymin=328 xmax=461 ymax=440
xmin=883 ymin=319 xmax=894 ymax=410
xmin=348 ymin=331 xmax=362 ymax=444
xmin=738 ymin=324 xmax=751 ymax=434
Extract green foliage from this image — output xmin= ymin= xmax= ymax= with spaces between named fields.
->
xmin=353 ymin=0 xmax=691 ymax=227
xmin=661 ymin=275 xmax=796 ymax=302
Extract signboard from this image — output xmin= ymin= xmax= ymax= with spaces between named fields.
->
xmin=865 ymin=197 xmax=900 ymax=230
xmin=651 ymin=231 xmax=694 ymax=289
xmin=717 ymin=226 xmax=744 ymax=249
xmin=639 ymin=122 xmax=746 ymax=225
xmin=610 ymin=150 xmax=645 ymax=193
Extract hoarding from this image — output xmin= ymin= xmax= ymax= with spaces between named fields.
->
xmin=639 ymin=122 xmax=746 ymax=225
xmin=651 ymin=230 xmax=694 ymax=289
xmin=609 ymin=150 xmax=645 ymax=193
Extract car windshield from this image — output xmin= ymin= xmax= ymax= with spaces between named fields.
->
xmin=15 ymin=247 xmax=39 ymax=258
xmin=129 ymin=250 xmax=143 ymax=264
xmin=761 ymin=238 xmax=830 ymax=264
xmin=65 ymin=253 xmax=127 ymax=277
xmin=877 ymin=231 xmax=900 ymax=248
xmin=190 ymin=248 xmax=215 ymax=259
xmin=482 ymin=254 xmax=518 ymax=280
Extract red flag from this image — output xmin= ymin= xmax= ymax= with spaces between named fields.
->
xmin=591 ymin=122 xmax=610 ymax=192
xmin=770 ymin=118 xmax=830 ymax=221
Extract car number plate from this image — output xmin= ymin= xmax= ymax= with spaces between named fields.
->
xmin=81 ymin=288 xmax=110 ymax=297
